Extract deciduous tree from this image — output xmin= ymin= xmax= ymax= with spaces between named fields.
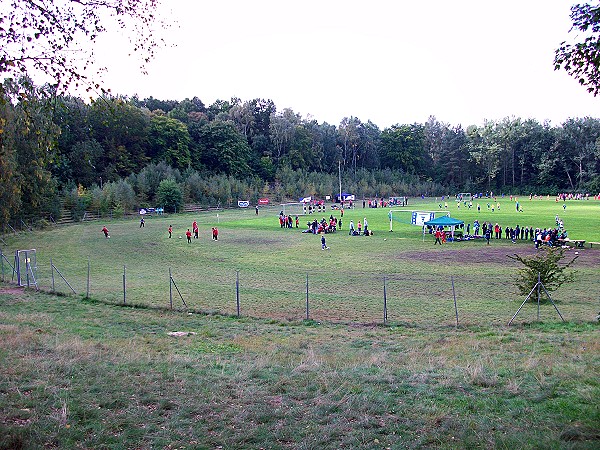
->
xmin=0 ymin=0 xmax=167 ymax=93
xmin=157 ymin=178 xmax=183 ymax=213
xmin=555 ymin=3 xmax=600 ymax=96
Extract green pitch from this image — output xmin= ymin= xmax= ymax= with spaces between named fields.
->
xmin=1 ymin=197 xmax=598 ymax=325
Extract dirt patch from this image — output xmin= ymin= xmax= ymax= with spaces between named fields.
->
xmin=0 ymin=286 xmax=25 ymax=296
xmin=397 ymin=245 xmax=600 ymax=268
xmin=226 ymin=236 xmax=288 ymax=247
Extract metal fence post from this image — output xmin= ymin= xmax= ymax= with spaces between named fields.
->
xmin=169 ymin=268 xmax=173 ymax=309
xmin=50 ymin=257 xmax=55 ymax=292
xmin=86 ymin=259 xmax=90 ymax=298
xmin=452 ymin=275 xmax=459 ymax=327
xmin=123 ymin=265 xmax=126 ymax=305
xmin=383 ymin=276 xmax=388 ymax=326
xmin=236 ymin=270 xmax=240 ymax=318
xmin=25 ymin=251 xmax=30 ymax=288
xmin=306 ymin=272 xmax=309 ymax=320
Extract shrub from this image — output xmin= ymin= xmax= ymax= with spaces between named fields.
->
xmin=508 ymin=247 xmax=578 ymax=300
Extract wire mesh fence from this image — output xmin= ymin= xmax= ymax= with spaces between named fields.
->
xmin=2 ymin=255 xmax=595 ymax=327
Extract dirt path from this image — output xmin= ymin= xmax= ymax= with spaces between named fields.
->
xmin=398 ymin=244 xmax=600 ymax=268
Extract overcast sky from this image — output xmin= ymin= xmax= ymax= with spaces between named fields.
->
xmin=91 ymin=0 xmax=598 ymax=129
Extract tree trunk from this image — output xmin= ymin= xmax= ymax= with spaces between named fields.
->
xmin=512 ymin=146 xmax=516 ymax=187
xmin=565 ymin=168 xmax=575 ymax=190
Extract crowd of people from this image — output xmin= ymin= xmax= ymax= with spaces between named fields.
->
xmin=556 ymin=192 xmax=593 ymax=201
xmin=279 ymin=213 xmax=299 ymax=229
xmin=302 ymin=201 xmax=327 ymax=214
xmin=461 ymin=217 xmax=569 ymax=247
xmin=303 ymin=216 xmax=339 ymax=234
xmin=347 ymin=218 xmax=373 ymax=236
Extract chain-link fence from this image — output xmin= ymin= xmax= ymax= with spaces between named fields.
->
xmin=2 ymin=254 xmax=595 ymax=327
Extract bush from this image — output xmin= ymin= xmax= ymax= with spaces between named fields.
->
xmin=508 ymin=247 xmax=578 ymax=300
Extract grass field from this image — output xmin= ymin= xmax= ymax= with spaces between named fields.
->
xmin=1 ymin=196 xmax=599 ymax=448
xmin=1 ymin=196 xmax=599 ymax=325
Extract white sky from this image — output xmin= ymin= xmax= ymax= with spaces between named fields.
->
xmin=90 ymin=0 xmax=598 ymax=129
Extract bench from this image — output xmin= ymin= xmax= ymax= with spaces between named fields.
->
xmin=558 ymin=238 xmax=586 ymax=248
xmin=590 ymin=242 xmax=600 ymax=248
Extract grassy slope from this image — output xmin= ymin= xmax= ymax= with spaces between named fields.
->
xmin=0 ymin=290 xmax=598 ymax=449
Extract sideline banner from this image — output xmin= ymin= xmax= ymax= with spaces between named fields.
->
xmin=238 ymin=200 xmax=250 ymax=208
xmin=411 ymin=211 xmax=434 ymax=226
xmin=258 ymin=198 xmax=269 ymax=205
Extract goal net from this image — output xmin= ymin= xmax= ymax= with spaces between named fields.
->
xmin=280 ymin=203 xmax=307 ymax=216
xmin=456 ymin=192 xmax=472 ymax=202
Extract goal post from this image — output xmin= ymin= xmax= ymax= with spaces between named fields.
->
xmin=280 ymin=202 xmax=307 ymax=216
xmin=13 ymin=249 xmax=38 ymax=289
xmin=456 ymin=192 xmax=472 ymax=202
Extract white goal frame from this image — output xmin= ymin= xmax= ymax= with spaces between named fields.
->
xmin=280 ymin=202 xmax=307 ymax=216
xmin=456 ymin=192 xmax=472 ymax=202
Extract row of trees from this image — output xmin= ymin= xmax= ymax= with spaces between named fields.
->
xmin=2 ymin=75 xmax=600 ymax=229
xmin=55 ymin=91 xmax=600 ymax=192
xmin=2 ymin=1 xmax=600 ymax=229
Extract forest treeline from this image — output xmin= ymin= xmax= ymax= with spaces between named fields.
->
xmin=1 ymin=77 xmax=600 ymax=228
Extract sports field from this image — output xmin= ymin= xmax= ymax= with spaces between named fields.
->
xmin=1 ymin=196 xmax=599 ymax=326
xmin=1 ymin=196 xmax=599 ymax=449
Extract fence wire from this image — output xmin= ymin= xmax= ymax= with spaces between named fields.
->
xmin=3 ymin=258 xmax=595 ymax=327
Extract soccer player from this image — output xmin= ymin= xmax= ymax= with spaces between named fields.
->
xmin=186 ymin=229 xmax=192 ymax=243
xmin=321 ymin=235 xmax=329 ymax=250
xmin=102 ymin=226 xmax=109 ymax=238
xmin=434 ymin=229 xmax=441 ymax=245
xmin=168 ymin=225 xmax=172 ymax=238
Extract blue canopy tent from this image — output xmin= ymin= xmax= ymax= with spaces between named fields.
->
xmin=424 ymin=216 xmax=464 ymax=227
xmin=424 ymin=216 xmax=465 ymax=241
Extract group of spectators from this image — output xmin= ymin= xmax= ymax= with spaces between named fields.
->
xmin=480 ymin=222 xmax=534 ymax=241
xmin=304 ymin=216 xmax=339 ymax=234
xmin=533 ymin=228 xmax=568 ymax=248
xmin=279 ymin=213 xmax=299 ymax=229
xmin=556 ymin=192 xmax=591 ymax=201
xmin=303 ymin=201 xmax=326 ymax=214
xmin=466 ymin=218 xmax=568 ymax=247
xmin=364 ymin=199 xmax=387 ymax=208
xmin=348 ymin=218 xmax=373 ymax=236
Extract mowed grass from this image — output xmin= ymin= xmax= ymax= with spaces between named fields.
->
xmin=0 ymin=197 xmax=599 ymax=448
xmin=1 ymin=197 xmax=599 ymax=326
